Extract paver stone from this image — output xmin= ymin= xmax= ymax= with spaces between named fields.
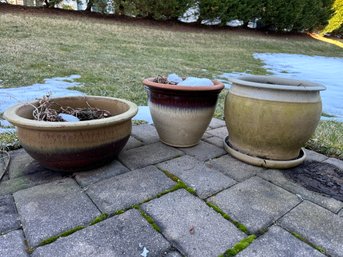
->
xmin=14 ymin=178 xmax=100 ymax=247
xmin=86 ymin=166 xmax=175 ymax=213
xmin=0 ymin=230 xmax=29 ymax=257
xmin=158 ymin=155 xmax=235 ymax=199
xmin=236 ymin=226 xmax=326 ymax=257
xmin=142 ymin=189 xmax=245 ymax=257
xmin=32 ymin=209 xmax=171 ymax=257
xmin=280 ymin=201 xmax=343 ymax=257
xmin=208 ymin=176 xmax=300 ymax=233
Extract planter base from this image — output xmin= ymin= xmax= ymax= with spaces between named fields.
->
xmin=223 ymin=136 xmax=306 ymax=169
xmin=160 ymin=138 xmax=198 ymax=148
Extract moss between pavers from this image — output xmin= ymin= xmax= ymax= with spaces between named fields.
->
xmin=136 ymin=206 xmax=162 ymax=233
xmin=290 ymin=231 xmax=326 ymax=254
xmin=160 ymin=169 xmax=197 ymax=195
xmin=89 ymin=213 xmax=109 ymax=226
xmin=37 ymin=213 xmax=109 ymax=247
xmin=207 ymin=202 xmax=250 ymax=235
xmin=34 ymin=170 xmax=196 ymax=249
xmin=218 ymin=235 xmax=256 ymax=257
xmin=39 ymin=225 xmax=85 ymax=246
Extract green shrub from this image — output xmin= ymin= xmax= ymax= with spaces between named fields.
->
xmin=198 ymin=0 xmax=333 ymax=31
xmin=113 ymin=0 xmax=195 ymax=20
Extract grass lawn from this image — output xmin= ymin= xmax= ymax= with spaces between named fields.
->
xmin=0 ymin=7 xmax=342 ymax=159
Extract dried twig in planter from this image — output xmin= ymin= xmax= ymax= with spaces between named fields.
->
xmin=32 ymin=95 xmax=112 ymax=122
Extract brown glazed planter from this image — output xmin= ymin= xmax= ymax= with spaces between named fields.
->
xmin=224 ymin=75 xmax=326 ymax=168
xmin=143 ymin=78 xmax=224 ymax=147
xmin=4 ymin=96 xmax=137 ymax=172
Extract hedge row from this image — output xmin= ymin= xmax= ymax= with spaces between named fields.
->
xmin=109 ymin=0 xmax=333 ymax=32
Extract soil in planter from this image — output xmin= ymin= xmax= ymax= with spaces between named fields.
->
xmin=33 ymin=95 xmax=112 ymax=122
xmin=153 ymin=75 xmax=172 ymax=84
xmin=283 ymin=161 xmax=343 ymax=202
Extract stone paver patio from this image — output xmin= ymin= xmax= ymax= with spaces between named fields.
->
xmin=0 ymin=118 xmax=342 ymax=257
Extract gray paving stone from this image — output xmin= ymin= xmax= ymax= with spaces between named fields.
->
xmin=0 ymin=151 xmax=10 ymax=181
xmin=203 ymin=136 xmax=224 ymax=148
xmin=179 ymin=141 xmax=226 ymax=161
xmin=209 ymin=118 xmax=226 ymax=129
xmin=132 ymin=124 xmax=160 ymax=144
xmin=304 ymin=149 xmax=329 ymax=162
xmin=14 ymin=178 xmax=100 ymax=247
xmin=208 ymin=176 xmax=300 ymax=234
xmin=141 ymin=189 xmax=245 ymax=257
xmin=280 ymin=201 xmax=343 ymax=257
xmin=201 ymin=132 xmax=212 ymax=139
xmin=236 ymin=226 xmax=326 ymax=257
xmin=324 ymin=157 xmax=343 ymax=170
xmin=258 ymin=169 xmax=343 ymax=213
xmin=0 ymin=170 xmax=65 ymax=196
xmin=86 ymin=166 xmax=175 ymax=214
xmin=207 ymin=155 xmax=265 ymax=181
xmin=158 ymin=156 xmax=236 ymax=199
xmin=165 ymin=251 xmax=183 ymax=257
xmin=0 ymin=230 xmax=29 ymax=257
xmin=0 ymin=194 xmax=20 ymax=234
xmin=32 ymin=209 xmax=171 ymax=257
xmin=123 ymin=136 xmax=143 ymax=150
xmin=207 ymin=126 xmax=228 ymax=139
xmin=339 ymin=208 xmax=343 ymax=217
xmin=8 ymin=149 xmax=48 ymax=179
xmin=119 ymin=142 xmax=183 ymax=170
xmin=74 ymin=160 xmax=129 ymax=187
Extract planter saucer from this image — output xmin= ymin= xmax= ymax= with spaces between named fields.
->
xmin=223 ymin=136 xmax=306 ymax=169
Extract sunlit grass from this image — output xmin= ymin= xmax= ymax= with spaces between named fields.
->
xmin=0 ymin=10 xmax=342 ymax=158
xmin=306 ymin=121 xmax=343 ymax=159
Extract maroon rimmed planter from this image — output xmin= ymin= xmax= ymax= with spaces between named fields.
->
xmin=4 ymin=96 xmax=137 ymax=172
xmin=143 ymin=78 xmax=224 ymax=147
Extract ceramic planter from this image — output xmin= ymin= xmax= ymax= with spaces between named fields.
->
xmin=4 ymin=96 xmax=137 ymax=172
xmin=143 ymin=78 xmax=224 ymax=147
xmin=224 ymin=75 xmax=326 ymax=168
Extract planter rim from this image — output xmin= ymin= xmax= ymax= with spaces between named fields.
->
xmin=143 ymin=77 xmax=224 ymax=92
xmin=230 ymin=75 xmax=326 ymax=91
xmin=3 ymin=96 xmax=138 ymax=131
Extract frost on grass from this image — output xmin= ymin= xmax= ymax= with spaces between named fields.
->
xmin=0 ymin=75 xmax=84 ymax=132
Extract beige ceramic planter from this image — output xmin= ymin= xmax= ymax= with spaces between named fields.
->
xmin=4 ymin=96 xmax=137 ymax=172
xmin=224 ymin=75 xmax=326 ymax=167
xmin=143 ymin=78 xmax=224 ymax=147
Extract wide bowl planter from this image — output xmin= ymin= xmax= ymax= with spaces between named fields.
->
xmin=224 ymin=75 xmax=326 ymax=167
xmin=143 ymin=78 xmax=224 ymax=147
xmin=4 ymin=96 xmax=138 ymax=172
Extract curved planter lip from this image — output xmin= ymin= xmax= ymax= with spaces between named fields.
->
xmin=3 ymin=96 xmax=138 ymax=131
xmin=230 ymin=75 xmax=326 ymax=92
xmin=143 ymin=77 xmax=224 ymax=92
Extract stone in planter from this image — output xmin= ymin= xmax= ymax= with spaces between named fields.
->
xmin=143 ymin=77 xmax=224 ymax=147
xmin=224 ymin=75 xmax=325 ymax=168
xmin=4 ymin=96 xmax=137 ymax=172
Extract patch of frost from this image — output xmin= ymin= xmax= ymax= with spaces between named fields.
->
xmin=178 ymin=77 xmax=213 ymax=86
xmin=140 ymin=247 xmax=149 ymax=257
xmin=134 ymin=106 xmax=153 ymax=124
xmin=254 ymin=53 xmax=343 ymax=121
xmin=0 ymin=75 xmax=84 ymax=133
xmin=178 ymin=6 xmax=199 ymax=23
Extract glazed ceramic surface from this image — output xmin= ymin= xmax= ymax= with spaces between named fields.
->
xmin=4 ymin=96 xmax=137 ymax=171
xmin=143 ymin=78 xmax=224 ymax=147
xmin=225 ymin=76 xmax=325 ymax=161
